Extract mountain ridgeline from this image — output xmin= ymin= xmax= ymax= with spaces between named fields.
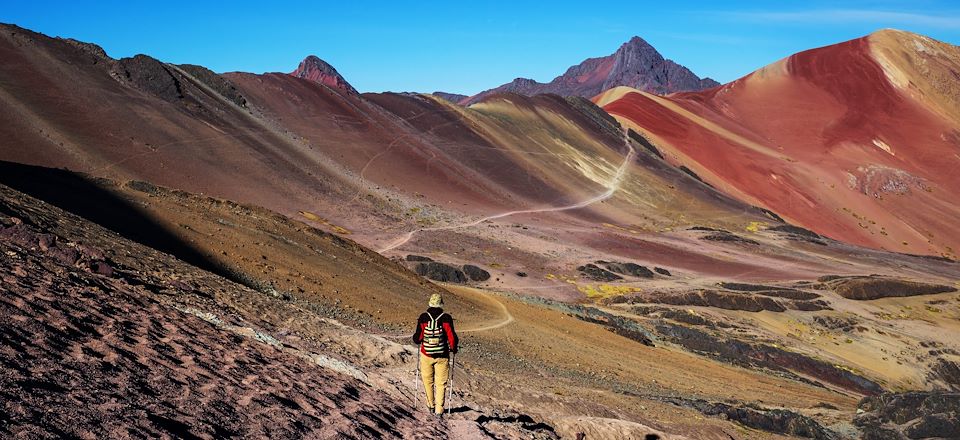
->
xmin=461 ymin=36 xmax=719 ymax=105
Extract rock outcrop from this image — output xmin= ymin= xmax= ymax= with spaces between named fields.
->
xmin=463 ymin=264 xmax=491 ymax=282
xmin=414 ymin=262 xmax=467 ymax=283
xmin=114 ymin=54 xmax=184 ymax=102
xmin=577 ymin=264 xmax=622 ymax=281
xmin=178 ymin=64 xmax=247 ymax=107
xmin=820 ymin=276 xmax=956 ymax=300
xmin=600 ymin=261 xmax=655 ymax=278
xmin=855 ymin=392 xmax=960 ymax=439
xmin=405 ymin=254 xmax=433 ymax=262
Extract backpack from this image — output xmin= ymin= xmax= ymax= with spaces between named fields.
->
xmin=421 ymin=312 xmax=448 ymax=355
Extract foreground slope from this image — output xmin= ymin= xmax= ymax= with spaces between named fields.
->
xmin=0 ymin=166 xmax=872 ymax=439
xmin=0 ymin=182 xmax=446 ymax=439
xmin=600 ymin=30 xmax=960 ymax=258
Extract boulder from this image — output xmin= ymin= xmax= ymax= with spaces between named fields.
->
xmin=824 ymin=276 xmax=956 ymax=300
xmin=600 ymin=261 xmax=654 ymax=278
xmin=414 ymin=262 xmax=466 ymax=283
xmin=405 ymin=254 xmax=433 ymax=262
xmin=577 ymin=264 xmax=622 ymax=281
xmin=462 ymin=265 xmax=491 ymax=282
xmin=855 ymin=392 xmax=960 ymax=439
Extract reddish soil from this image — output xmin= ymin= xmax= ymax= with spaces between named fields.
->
xmin=603 ymin=32 xmax=960 ymax=258
xmin=580 ymin=231 xmax=804 ymax=280
xmin=3 ymin=23 xmax=960 ymax=438
xmin=0 ymin=184 xmax=445 ymax=439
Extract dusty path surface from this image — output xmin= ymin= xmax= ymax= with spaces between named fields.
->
xmin=378 ymin=132 xmax=637 ymax=253
xmin=446 ymin=285 xmax=516 ymax=333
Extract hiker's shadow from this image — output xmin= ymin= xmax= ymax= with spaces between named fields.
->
xmin=447 ymin=406 xmax=471 ymax=414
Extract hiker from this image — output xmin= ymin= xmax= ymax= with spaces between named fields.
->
xmin=412 ymin=293 xmax=458 ymax=417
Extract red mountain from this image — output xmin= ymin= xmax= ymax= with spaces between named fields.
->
xmin=599 ymin=29 xmax=960 ymax=258
xmin=290 ymin=55 xmax=357 ymax=93
xmin=463 ymin=36 xmax=718 ymax=105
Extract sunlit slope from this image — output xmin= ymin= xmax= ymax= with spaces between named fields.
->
xmin=371 ymin=92 xmax=771 ymax=231
xmin=0 ymin=24 xmax=367 ymax=225
xmin=601 ymin=30 xmax=960 ymax=258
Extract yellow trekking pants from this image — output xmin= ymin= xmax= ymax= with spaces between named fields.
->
xmin=420 ymin=355 xmax=449 ymax=414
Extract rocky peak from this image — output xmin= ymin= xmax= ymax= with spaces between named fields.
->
xmin=614 ymin=36 xmax=665 ymax=67
xmin=290 ymin=55 xmax=357 ymax=94
xmin=463 ymin=35 xmax=717 ymax=105
xmin=601 ymin=36 xmax=719 ymax=95
xmin=620 ymin=36 xmax=658 ymax=55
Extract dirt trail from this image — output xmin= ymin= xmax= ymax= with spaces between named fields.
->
xmin=449 ymin=286 xmax=515 ymax=333
xmin=378 ymin=131 xmax=637 ymax=253
xmin=373 ymin=285 xmax=514 ymax=340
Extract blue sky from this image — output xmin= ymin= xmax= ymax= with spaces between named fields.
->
xmin=4 ymin=1 xmax=960 ymax=95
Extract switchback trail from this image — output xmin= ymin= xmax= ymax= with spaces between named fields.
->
xmin=374 ymin=285 xmax=514 ymax=340
xmin=455 ymin=286 xmax=515 ymax=333
xmin=378 ymin=132 xmax=637 ymax=253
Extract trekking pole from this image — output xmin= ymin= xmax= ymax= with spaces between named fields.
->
xmin=415 ymin=352 xmax=424 ymax=412
xmin=447 ymin=352 xmax=455 ymax=416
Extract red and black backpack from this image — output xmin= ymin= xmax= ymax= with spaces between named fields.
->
xmin=421 ymin=311 xmax=448 ymax=355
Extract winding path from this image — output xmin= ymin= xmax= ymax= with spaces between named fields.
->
xmin=378 ymin=132 xmax=637 ymax=253
xmin=458 ymin=288 xmax=514 ymax=333
xmin=373 ymin=286 xmax=515 ymax=340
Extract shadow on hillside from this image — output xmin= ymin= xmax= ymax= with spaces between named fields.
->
xmin=0 ymin=160 xmax=236 ymax=283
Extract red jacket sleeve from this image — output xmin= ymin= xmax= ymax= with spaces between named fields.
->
xmin=442 ymin=320 xmax=458 ymax=352
xmin=412 ymin=316 xmax=426 ymax=345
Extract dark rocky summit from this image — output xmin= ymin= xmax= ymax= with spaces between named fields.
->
xmin=464 ymin=36 xmax=718 ymax=105
xmin=114 ymin=54 xmax=184 ymax=103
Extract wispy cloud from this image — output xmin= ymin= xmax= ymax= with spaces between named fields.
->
xmin=712 ymin=9 xmax=960 ymax=29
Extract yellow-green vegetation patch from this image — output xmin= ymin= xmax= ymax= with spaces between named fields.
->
xmin=546 ymin=273 xmax=578 ymax=283
xmin=298 ymin=211 xmax=351 ymax=235
xmin=298 ymin=210 xmax=322 ymax=221
xmin=746 ymin=221 xmax=767 ymax=233
xmin=577 ymin=284 xmax=642 ymax=300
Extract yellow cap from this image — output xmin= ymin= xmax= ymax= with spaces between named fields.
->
xmin=428 ymin=293 xmax=443 ymax=307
